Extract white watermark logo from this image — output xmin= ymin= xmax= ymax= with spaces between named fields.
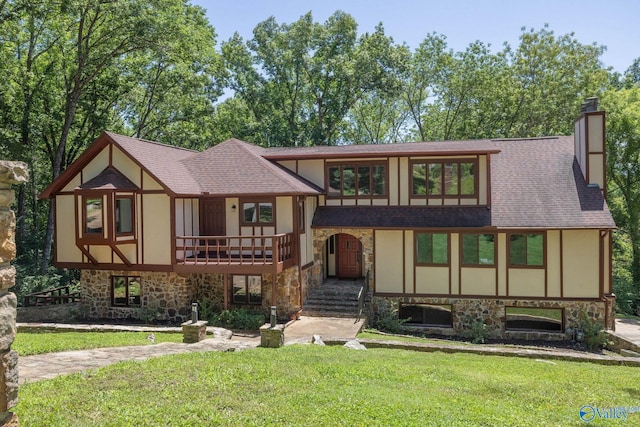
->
xmin=579 ymin=405 xmax=640 ymax=422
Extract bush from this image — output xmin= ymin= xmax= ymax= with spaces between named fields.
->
xmin=612 ymin=272 xmax=639 ymax=315
xmin=213 ymin=308 xmax=265 ymax=330
xmin=578 ymin=311 xmax=609 ymax=351
xmin=371 ymin=298 xmax=408 ymax=334
xmin=469 ymin=320 xmax=488 ymax=344
xmin=197 ymin=298 xmax=220 ymax=323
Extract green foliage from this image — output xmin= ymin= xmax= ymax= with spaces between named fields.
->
xmin=212 ymin=308 xmax=265 ymax=330
xmin=469 ymin=320 xmax=488 ymax=344
xmin=371 ymin=297 xmax=408 ymax=334
xmin=13 ymin=331 xmax=183 ymax=356
xmin=15 ymin=345 xmax=640 ymax=426
xmin=577 ymin=311 xmax=609 ymax=351
xmin=136 ymin=307 xmax=163 ymax=324
xmin=11 ymin=266 xmax=79 ymax=306
xmin=196 ymin=298 xmax=219 ymax=323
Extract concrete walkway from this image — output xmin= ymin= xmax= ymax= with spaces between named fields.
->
xmin=614 ymin=318 xmax=640 ymax=344
xmin=284 ymin=316 xmax=366 ymax=343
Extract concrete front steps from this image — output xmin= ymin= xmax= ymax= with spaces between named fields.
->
xmin=302 ymin=278 xmax=365 ymax=318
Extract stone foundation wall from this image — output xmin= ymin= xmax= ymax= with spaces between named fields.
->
xmin=188 ymin=273 xmax=225 ymax=310
xmin=81 ymin=267 xmax=306 ymax=322
xmin=0 ymin=161 xmax=27 ymax=426
xmin=81 ymin=270 xmax=196 ymax=323
xmin=379 ymin=296 xmax=609 ymax=341
xmin=264 ymin=266 xmax=301 ymax=318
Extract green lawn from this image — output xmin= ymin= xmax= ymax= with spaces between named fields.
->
xmin=16 ymin=345 xmax=640 ymax=426
xmin=13 ymin=331 xmax=183 ymax=356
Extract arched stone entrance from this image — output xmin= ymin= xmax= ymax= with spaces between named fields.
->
xmin=312 ymin=228 xmax=374 ymax=283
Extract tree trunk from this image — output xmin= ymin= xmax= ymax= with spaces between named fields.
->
xmin=15 ymin=185 xmax=25 ymax=257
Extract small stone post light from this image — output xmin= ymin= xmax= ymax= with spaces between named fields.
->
xmin=182 ymin=302 xmax=207 ymax=344
xmin=261 ymin=306 xmax=284 ymax=348
xmin=191 ymin=302 xmax=198 ymax=323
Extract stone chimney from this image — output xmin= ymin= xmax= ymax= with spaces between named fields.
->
xmin=574 ymin=97 xmax=606 ymax=196
xmin=0 ymin=161 xmax=28 ymax=427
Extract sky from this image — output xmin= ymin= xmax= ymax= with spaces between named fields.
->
xmin=192 ymin=0 xmax=640 ymax=74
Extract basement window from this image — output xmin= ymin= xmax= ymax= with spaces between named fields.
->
xmin=399 ymin=304 xmax=453 ymax=327
xmin=505 ymin=307 xmax=563 ymax=332
xmin=111 ymin=276 xmax=141 ymax=307
xmin=232 ymin=275 xmax=262 ymax=305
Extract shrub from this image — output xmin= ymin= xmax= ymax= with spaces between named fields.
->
xmin=469 ymin=320 xmax=488 ymax=344
xmin=612 ymin=272 xmax=639 ymax=316
xmin=371 ymin=297 xmax=408 ymax=334
xmin=197 ymin=298 xmax=219 ymax=323
xmin=213 ymin=308 xmax=265 ymax=330
xmin=578 ymin=311 xmax=609 ymax=351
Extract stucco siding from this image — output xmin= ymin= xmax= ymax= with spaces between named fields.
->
xmin=56 ymin=195 xmax=82 ymax=262
xmin=415 ymin=267 xmax=449 ymax=294
xmin=374 ymin=230 xmax=403 ymax=293
xmin=508 ymin=269 xmax=545 ymax=297
xmin=142 ymin=194 xmax=171 ymax=264
xmin=112 ymin=146 xmax=141 ymax=187
xmin=562 ymin=229 xmax=600 ymax=298
xmin=460 ymin=268 xmax=495 ymax=295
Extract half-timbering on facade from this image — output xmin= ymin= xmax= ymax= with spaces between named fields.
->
xmin=40 ymin=102 xmax=615 ymax=340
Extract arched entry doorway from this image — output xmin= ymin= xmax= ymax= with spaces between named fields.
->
xmin=328 ymin=233 xmax=362 ymax=279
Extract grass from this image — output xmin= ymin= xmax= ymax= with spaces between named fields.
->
xmin=616 ymin=312 xmax=640 ymax=321
xmin=13 ymin=331 xmax=183 ymax=356
xmin=16 ymin=345 xmax=640 ymax=426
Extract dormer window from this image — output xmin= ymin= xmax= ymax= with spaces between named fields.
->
xmin=326 ymin=162 xmax=387 ymax=198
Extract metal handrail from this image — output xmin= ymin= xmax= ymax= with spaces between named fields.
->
xmin=357 ymin=270 xmax=371 ymax=320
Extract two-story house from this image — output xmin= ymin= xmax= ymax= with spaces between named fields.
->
xmin=40 ymin=102 xmax=616 ymax=339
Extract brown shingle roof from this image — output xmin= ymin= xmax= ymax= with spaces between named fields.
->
xmin=312 ymin=206 xmax=492 ymax=228
xmin=105 ymin=132 xmax=199 ymax=195
xmin=490 ymin=136 xmax=615 ymax=228
xmin=78 ymin=166 xmax=139 ymax=191
xmin=181 ymin=138 xmax=322 ymax=196
xmin=264 ymin=139 xmax=501 ymax=159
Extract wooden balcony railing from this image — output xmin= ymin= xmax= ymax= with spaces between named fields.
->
xmin=175 ymin=233 xmax=294 ymax=267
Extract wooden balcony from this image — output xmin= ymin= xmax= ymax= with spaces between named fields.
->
xmin=175 ymin=233 xmax=296 ymax=274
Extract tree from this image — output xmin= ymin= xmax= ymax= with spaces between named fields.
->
xmin=603 ymin=87 xmax=640 ymax=303
xmin=222 ymin=12 xmax=407 ymax=146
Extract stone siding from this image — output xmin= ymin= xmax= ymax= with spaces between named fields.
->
xmin=311 ymin=228 xmax=374 ymax=286
xmin=80 ymin=267 xmax=305 ymax=322
xmin=81 ymin=270 xmax=196 ymax=323
xmin=380 ymin=296 xmax=609 ymax=341
xmin=0 ymin=161 xmax=27 ymax=426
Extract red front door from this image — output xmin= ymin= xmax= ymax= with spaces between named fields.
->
xmin=337 ymin=234 xmax=361 ymax=278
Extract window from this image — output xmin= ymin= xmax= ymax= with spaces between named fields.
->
xmin=115 ymin=196 xmax=134 ymax=234
xmin=232 ymin=275 xmax=262 ymax=304
xmin=399 ymin=304 xmax=453 ymax=327
xmin=81 ymin=193 xmax=136 ymax=240
xmin=85 ymin=197 xmax=103 ymax=234
xmin=506 ymin=307 xmax=563 ymax=332
xmin=509 ymin=233 xmax=544 ymax=266
xmin=411 ymin=160 xmax=476 ymax=198
xmin=416 ymin=232 xmax=448 ymax=265
xmin=111 ymin=276 xmax=141 ymax=307
xmin=462 ymin=234 xmax=495 ymax=265
xmin=326 ymin=163 xmax=387 ymax=198
xmin=242 ymin=201 xmax=273 ymax=224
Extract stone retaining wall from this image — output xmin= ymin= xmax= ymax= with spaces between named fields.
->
xmin=0 ymin=161 xmax=27 ymax=427
xmin=17 ymin=302 xmax=83 ymax=323
xmin=381 ymin=296 xmax=609 ymax=341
